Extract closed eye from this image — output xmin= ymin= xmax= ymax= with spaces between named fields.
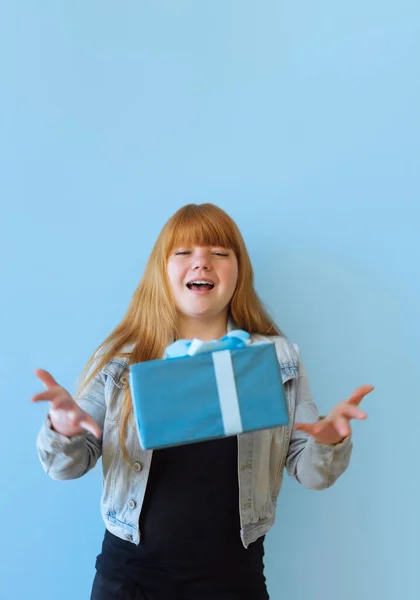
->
xmin=173 ymin=249 xmax=230 ymax=256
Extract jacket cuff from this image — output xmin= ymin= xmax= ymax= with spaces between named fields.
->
xmin=40 ymin=415 xmax=86 ymax=450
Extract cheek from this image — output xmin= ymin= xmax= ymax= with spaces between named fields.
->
xmin=166 ymin=262 xmax=181 ymax=291
xmin=221 ymin=262 xmax=238 ymax=293
xmin=231 ymin=269 xmax=239 ymax=292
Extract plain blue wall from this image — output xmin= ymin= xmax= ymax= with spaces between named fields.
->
xmin=1 ymin=2 xmax=418 ymax=599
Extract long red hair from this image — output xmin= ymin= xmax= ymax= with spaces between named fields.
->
xmin=75 ymin=203 xmax=281 ymax=461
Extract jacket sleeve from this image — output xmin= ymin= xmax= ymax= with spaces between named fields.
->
xmin=285 ymin=357 xmax=353 ymax=490
xmin=36 ymin=367 xmax=106 ymax=481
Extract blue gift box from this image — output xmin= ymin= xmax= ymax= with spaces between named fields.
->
xmin=129 ymin=340 xmax=289 ymax=450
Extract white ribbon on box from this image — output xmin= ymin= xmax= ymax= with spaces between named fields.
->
xmin=212 ymin=349 xmax=243 ymax=434
xmin=165 ymin=330 xmax=251 ymax=435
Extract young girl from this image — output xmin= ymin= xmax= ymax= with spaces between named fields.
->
xmin=34 ymin=203 xmax=373 ymax=600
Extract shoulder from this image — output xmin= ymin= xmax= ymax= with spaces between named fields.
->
xmin=250 ymin=333 xmax=300 ymax=365
xmin=92 ymin=342 xmax=134 ymax=385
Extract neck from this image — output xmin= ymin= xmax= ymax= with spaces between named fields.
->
xmin=176 ymin=313 xmax=229 ymax=341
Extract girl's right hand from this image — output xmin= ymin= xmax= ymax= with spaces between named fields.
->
xmin=32 ymin=369 xmax=102 ymax=439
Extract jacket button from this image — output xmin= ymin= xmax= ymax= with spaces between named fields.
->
xmin=128 ymin=500 xmax=136 ymax=510
xmin=133 ymin=462 xmax=142 ymax=472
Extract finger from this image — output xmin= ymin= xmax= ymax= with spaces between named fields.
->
xmin=294 ymin=422 xmax=323 ymax=436
xmin=34 ymin=369 xmax=59 ymax=390
xmin=347 ymin=385 xmax=375 ymax=406
xmin=339 ymin=405 xmax=367 ymax=420
xmin=32 ymin=389 xmax=61 ymax=403
xmin=79 ymin=417 xmax=102 ymax=439
xmin=332 ymin=416 xmax=350 ymax=438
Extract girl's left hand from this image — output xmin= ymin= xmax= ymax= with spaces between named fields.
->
xmin=294 ymin=385 xmax=374 ymax=445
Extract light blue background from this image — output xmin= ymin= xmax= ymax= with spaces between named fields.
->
xmin=1 ymin=2 xmax=418 ymax=599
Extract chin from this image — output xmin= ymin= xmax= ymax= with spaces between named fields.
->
xmin=188 ymin=309 xmax=215 ymax=318
xmin=181 ymin=305 xmax=222 ymax=319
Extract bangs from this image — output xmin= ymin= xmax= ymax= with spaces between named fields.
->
xmin=164 ymin=204 xmax=240 ymax=256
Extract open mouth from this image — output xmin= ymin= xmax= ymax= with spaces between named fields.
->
xmin=186 ymin=280 xmax=215 ymax=292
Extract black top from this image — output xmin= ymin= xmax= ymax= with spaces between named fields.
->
xmin=95 ymin=436 xmax=268 ymax=599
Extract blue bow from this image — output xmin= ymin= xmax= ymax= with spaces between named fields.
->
xmin=164 ymin=329 xmax=251 ymax=359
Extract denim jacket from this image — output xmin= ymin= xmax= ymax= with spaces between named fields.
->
xmin=36 ymin=333 xmax=352 ymax=548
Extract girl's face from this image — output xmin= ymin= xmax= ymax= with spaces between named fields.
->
xmin=167 ymin=245 xmax=239 ymax=322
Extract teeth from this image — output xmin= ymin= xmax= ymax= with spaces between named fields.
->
xmin=189 ymin=280 xmax=213 ymax=285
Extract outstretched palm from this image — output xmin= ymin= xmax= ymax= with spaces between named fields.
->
xmin=295 ymin=385 xmax=374 ymax=445
xmin=32 ymin=369 xmax=102 ymax=439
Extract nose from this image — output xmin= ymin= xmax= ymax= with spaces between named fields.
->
xmin=191 ymin=250 xmax=212 ymax=271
